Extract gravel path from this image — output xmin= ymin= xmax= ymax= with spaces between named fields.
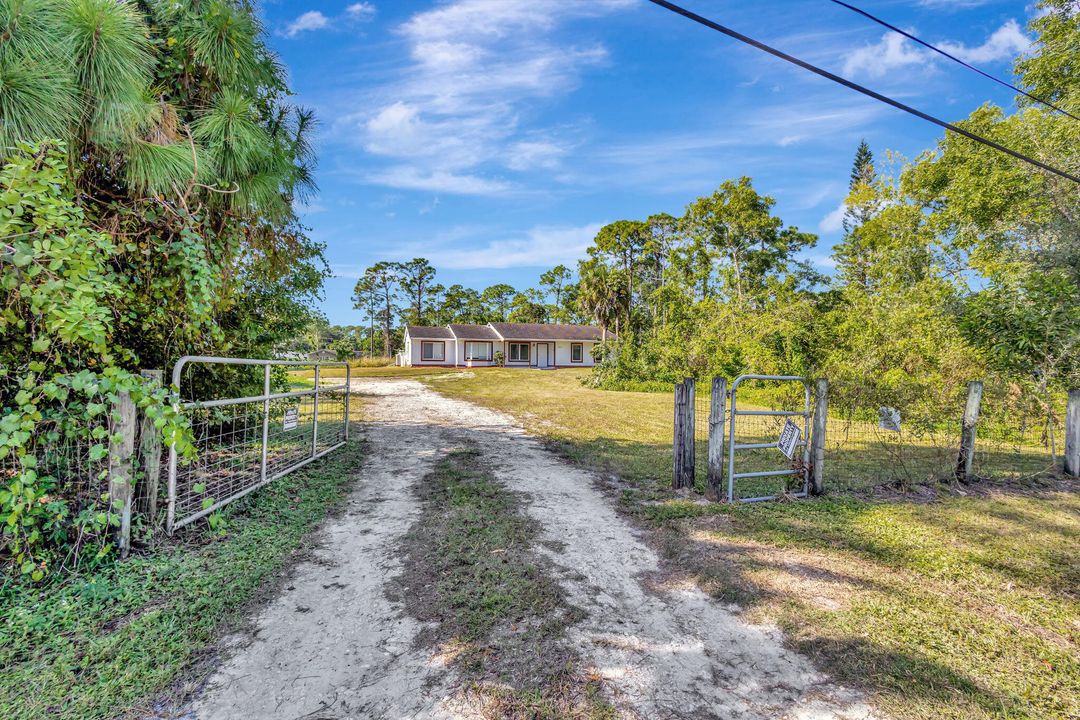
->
xmin=179 ymin=378 xmax=880 ymax=720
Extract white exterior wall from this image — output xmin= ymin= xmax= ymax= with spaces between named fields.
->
xmin=555 ymin=340 xmax=595 ymax=367
xmin=454 ymin=340 xmax=497 ymax=367
xmin=408 ymin=335 xmax=454 ymax=366
xmin=403 ymin=328 xmax=600 ymax=368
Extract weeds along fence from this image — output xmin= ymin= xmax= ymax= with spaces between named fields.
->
xmin=675 ymin=376 xmax=1079 ymax=501
xmin=2 ymin=359 xmax=353 ymax=569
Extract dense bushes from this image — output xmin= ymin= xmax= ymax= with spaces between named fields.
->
xmin=0 ymin=0 xmax=326 ymax=578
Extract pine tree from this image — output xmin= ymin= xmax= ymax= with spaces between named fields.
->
xmin=834 ymin=140 xmax=880 ymax=290
xmin=842 ymin=139 xmax=875 ymax=234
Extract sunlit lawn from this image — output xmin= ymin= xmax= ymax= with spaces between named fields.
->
xmin=422 ymin=367 xmax=1080 ymax=720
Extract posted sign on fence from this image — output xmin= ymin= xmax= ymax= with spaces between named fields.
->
xmin=283 ymin=406 xmax=299 ymax=431
xmin=777 ymin=419 xmax=801 ymax=459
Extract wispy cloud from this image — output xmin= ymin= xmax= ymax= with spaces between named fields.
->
xmin=842 ymin=19 xmax=1030 ymax=78
xmin=346 ymin=2 xmax=377 ymax=20
xmin=918 ymin=0 xmax=997 ymax=8
xmin=425 ymin=223 xmax=604 ymax=269
xmin=366 ymin=166 xmax=512 ymax=195
xmin=334 ymin=0 xmax=632 ymax=194
xmin=284 ymin=4 xmax=376 ymax=38
xmin=819 ymin=202 xmax=847 ymax=233
xmin=938 ymin=20 xmax=1030 ymax=63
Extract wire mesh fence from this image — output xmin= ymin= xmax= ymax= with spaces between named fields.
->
xmin=167 ymin=357 xmax=352 ymax=533
xmin=0 ymin=417 xmax=113 ymax=512
xmin=823 ymin=412 xmax=960 ymax=491
xmin=973 ymin=386 xmax=1065 ymax=480
xmin=679 ymin=375 xmax=1074 ymax=499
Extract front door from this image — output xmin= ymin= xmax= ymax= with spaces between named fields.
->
xmin=535 ymin=343 xmax=549 ymax=368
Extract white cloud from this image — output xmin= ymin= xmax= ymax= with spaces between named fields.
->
xmin=337 ymin=0 xmax=632 ymax=193
xmin=427 ymin=223 xmax=604 ymax=269
xmin=506 ymin=140 xmax=567 ymax=171
xmin=843 ymin=32 xmax=930 ymax=78
xmin=367 ymin=166 xmax=511 ymax=195
xmin=939 ymin=20 xmax=1031 ymax=63
xmin=842 ymin=20 xmax=1030 ymax=78
xmin=285 ymin=11 xmax=330 ymax=38
xmin=819 ymin=202 xmax=847 ymax=233
xmin=346 ymin=2 xmax=377 ymax=20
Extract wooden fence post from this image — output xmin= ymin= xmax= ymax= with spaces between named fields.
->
xmin=684 ymin=377 xmax=696 ymax=489
xmin=109 ymin=390 xmax=136 ymax=557
xmin=811 ymin=378 xmax=828 ymax=495
xmin=706 ymin=376 xmax=727 ymax=501
xmin=673 ymin=381 xmax=686 ymax=489
xmin=1066 ymin=390 xmax=1080 ymax=477
xmin=139 ymin=369 xmax=163 ymax=520
xmin=955 ymin=380 xmax=983 ymax=483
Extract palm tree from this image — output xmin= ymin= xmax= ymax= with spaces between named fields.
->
xmin=0 ymin=0 xmax=321 ymax=369
xmin=578 ymin=261 xmax=626 ymax=339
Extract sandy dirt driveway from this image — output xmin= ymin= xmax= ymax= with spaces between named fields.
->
xmin=179 ymin=378 xmax=879 ymax=720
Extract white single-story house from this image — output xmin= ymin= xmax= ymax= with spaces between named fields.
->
xmin=401 ymin=322 xmax=610 ymax=368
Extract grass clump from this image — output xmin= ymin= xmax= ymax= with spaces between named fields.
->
xmin=396 ymin=447 xmax=615 ymax=720
xmin=0 ymin=440 xmax=364 ymax=720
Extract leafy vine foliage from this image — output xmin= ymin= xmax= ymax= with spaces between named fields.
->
xmin=0 ymin=0 xmax=327 ymax=578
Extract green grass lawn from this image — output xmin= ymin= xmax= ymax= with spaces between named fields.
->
xmin=422 ymin=368 xmax=1080 ymax=720
xmin=0 ymin=441 xmax=364 ymax=720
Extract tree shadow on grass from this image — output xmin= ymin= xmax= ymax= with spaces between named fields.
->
xmin=544 ymin=433 xmax=1078 ymax=720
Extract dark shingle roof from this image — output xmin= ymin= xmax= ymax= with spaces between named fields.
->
xmin=489 ymin=323 xmax=608 ymax=341
xmin=406 ymin=325 xmax=453 ymax=339
xmin=448 ymin=323 xmax=500 ymax=340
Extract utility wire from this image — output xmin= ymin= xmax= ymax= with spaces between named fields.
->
xmin=829 ymin=0 xmax=1080 ymax=123
xmin=644 ymin=0 xmax=1080 ymax=185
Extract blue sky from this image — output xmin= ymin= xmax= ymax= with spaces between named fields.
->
xmin=260 ymin=0 xmax=1035 ymax=324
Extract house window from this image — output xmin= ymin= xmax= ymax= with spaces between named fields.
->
xmin=465 ymin=342 xmax=491 ymax=361
xmin=420 ymin=341 xmax=445 ymax=361
xmin=571 ymin=343 xmax=584 ymax=363
xmin=508 ymin=342 xmax=530 ymax=362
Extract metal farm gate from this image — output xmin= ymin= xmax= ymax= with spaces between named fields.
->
xmin=166 ymin=356 xmax=351 ymax=534
xmin=727 ymin=374 xmax=811 ymax=502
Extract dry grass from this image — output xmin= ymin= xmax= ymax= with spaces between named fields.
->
xmin=423 ymin=368 xmax=1080 ymax=720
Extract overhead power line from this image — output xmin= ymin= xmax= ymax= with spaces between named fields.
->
xmin=828 ymin=0 xmax=1080 ymax=123
xmin=644 ymin=0 xmax=1080 ymax=186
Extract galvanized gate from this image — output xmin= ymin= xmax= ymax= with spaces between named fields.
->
xmin=166 ymin=356 xmax=351 ymax=533
xmin=727 ymin=374 xmax=811 ymax=502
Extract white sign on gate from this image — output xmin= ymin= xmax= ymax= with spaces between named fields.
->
xmin=776 ymin=419 xmax=801 ymax=459
xmin=879 ymin=407 xmax=901 ymax=432
xmin=283 ymin=406 xmax=299 ymax=431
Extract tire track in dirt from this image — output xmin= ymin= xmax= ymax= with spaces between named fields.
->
xmin=175 ymin=378 xmax=881 ymax=719
xmin=175 ymin=382 xmax=466 ymax=720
